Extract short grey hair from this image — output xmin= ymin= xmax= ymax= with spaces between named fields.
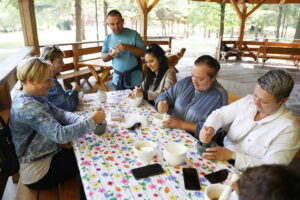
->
xmin=257 ymin=69 xmax=294 ymax=102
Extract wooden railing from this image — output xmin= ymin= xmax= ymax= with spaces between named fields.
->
xmin=0 ymin=46 xmax=34 ymax=199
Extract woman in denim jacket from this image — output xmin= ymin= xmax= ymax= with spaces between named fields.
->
xmin=9 ymin=57 xmax=106 ymax=190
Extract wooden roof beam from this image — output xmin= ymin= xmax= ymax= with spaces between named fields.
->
xmin=230 ymin=0 xmax=242 ymax=18
xmin=246 ymin=0 xmax=266 ymax=17
xmin=147 ymin=0 xmax=159 ymax=12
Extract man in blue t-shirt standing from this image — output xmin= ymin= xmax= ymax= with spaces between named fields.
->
xmin=102 ymin=9 xmax=146 ymax=90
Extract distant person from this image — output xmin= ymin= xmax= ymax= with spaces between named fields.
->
xmin=228 ymin=165 xmax=300 ymax=200
xmin=9 ymin=57 xmax=106 ymax=190
xmin=200 ymin=69 xmax=300 ymax=170
xmin=156 ymin=55 xmax=227 ymax=137
xmin=129 ymin=43 xmax=177 ymax=105
xmin=41 ymin=45 xmax=80 ymax=111
xmin=101 ymin=9 xmax=146 ymax=90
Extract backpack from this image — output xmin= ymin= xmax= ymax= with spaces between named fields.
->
xmin=0 ymin=116 xmax=36 ymax=176
xmin=0 ymin=116 xmax=19 ymax=176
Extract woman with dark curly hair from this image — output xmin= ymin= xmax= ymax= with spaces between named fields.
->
xmin=130 ymin=43 xmax=177 ymax=105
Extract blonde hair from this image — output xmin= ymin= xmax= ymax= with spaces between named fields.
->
xmin=40 ymin=45 xmax=64 ymax=62
xmin=17 ymin=57 xmax=52 ymax=84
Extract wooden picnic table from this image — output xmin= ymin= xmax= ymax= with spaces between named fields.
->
xmin=73 ymin=90 xmax=240 ymax=200
xmin=77 ymin=59 xmax=112 ymax=92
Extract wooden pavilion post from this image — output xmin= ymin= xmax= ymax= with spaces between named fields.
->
xmin=135 ymin=0 xmax=160 ymax=44
xmin=18 ymin=0 xmax=40 ymax=55
xmin=229 ymin=0 xmax=266 ymax=50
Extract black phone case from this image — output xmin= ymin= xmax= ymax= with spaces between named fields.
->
xmin=182 ymin=168 xmax=201 ymax=190
xmin=132 ymin=163 xmax=164 ymax=180
xmin=204 ymin=169 xmax=229 ymax=184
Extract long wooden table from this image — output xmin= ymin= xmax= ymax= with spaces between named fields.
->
xmin=78 ymin=59 xmax=113 ymax=92
xmin=74 ymin=90 xmax=239 ymax=200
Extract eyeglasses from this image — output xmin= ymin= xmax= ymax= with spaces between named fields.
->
xmin=23 ymin=57 xmax=48 ymax=79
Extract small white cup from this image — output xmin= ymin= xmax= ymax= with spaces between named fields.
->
xmin=133 ymin=140 xmax=157 ymax=162
xmin=204 ymin=184 xmax=226 ymax=200
xmin=128 ymin=97 xmax=143 ymax=107
xmin=163 ymin=142 xmax=187 ymax=166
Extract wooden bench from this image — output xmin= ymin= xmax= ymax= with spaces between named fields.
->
xmin=146 ymin=36 xmax=172 ymax=52
xmin=218 ymin=38 xmax=300 ymax=62
xmin=16 ymin=176 xmax=81 ymax=200
xmin=257 ymin=46 xmax=300 ymax=68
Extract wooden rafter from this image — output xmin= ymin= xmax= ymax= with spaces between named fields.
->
xmin=135 ymin=0 xmax=161 ymax=43
xmin=148 ymin=0 xmax=159 ymax=12
xmin=229 ymin=0 xmax=242 ymax=18
xmin=246 ymin=0 xmax=266 ymax=17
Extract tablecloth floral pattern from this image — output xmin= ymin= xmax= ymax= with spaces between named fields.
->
xmin=74 ymin=90 xmax=239 ymax=200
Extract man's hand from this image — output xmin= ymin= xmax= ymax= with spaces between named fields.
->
xmin=71 ymin=82 xmax=81 ymax=92
xmin=108 ymin=48 xmax=120 ymax=58
xmin=116 ymin=43 xmax=129 ymax=51
xmin=91 ymin=108 xmax=105 ymax=124
xmin=202 ymin=147 xmax=233 ymax=161
xmin=199 ymin=126 xmax=215 ymax=144
xmin=157 ymin=100 xmax=169 ymax=114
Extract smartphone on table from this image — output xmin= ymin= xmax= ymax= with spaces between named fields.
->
xmin=204 ymin=169 xmax=229 ymax=184
xmin=182 ymin=168 xmax=201 ymax=190
xmin=132 ymin=163 xmax=164 ymax=180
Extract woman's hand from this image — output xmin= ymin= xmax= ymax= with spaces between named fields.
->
xmin=162 ymin=115 xmax=182 ymax=129
xmin=199 ymin=126 xmax=215 ymax=144
xmin=91 ymin=108 xmax=105 ymax=124
xmin=202 ymin=147 xmax=233 ymax=161
xmin=157 ymin=100 xmax=169 ymax=114
xmin=133 ymin=87 xmax=143 ymax=98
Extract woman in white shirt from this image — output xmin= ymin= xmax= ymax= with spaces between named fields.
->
xmin=200 ymin=69 xmax=300 ymax=170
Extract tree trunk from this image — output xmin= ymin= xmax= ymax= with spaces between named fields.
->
xmin=276 ymin=5 xmax=283 ymax=41
xmin=255 ymin=22 xmax=259 ymax=40
xmin=204 ymin=28 xmax=207 ymax=38
xmin=95 ymin=0 xmax=99 ymax=40
xmin=103 ymin=0 xmax=108 ymax=36
xmin=284 ymin=24 xmax=288 ymax=38
xmin=294 ymin=14 xmax=300 ymax=40
xmin=230 ymin=27 xmax=234 ymax=38
xmin=160 ymin=20 xmax=167 ymax=36
xmin=219 ymin=3 xmax=226 ymax=38
xmin=281 ymin=13 xmax=286 ymax=38
xmin=208 ymin=29 xmax=211 ymax=39
xmin=81 ymin=12 xmax=86 ymax=40
xmin=75 ymin=0 xmax=82 ymax=42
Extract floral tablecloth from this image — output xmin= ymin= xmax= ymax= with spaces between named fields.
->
xmin=74 ymin=90 xmax=238 ymax=200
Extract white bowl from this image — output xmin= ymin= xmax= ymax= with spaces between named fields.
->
xmin=133 ymin=140 xmax=157 ymax=162
xmin=128 ymin=97 xmax=143 ymax=107
xmin=204 ymin=184 xmax=226 ymax=200
xmin=153 ymin=113 xmax=169 ymax=127
xmin=163 ymin=142 xmax=187 ymax=166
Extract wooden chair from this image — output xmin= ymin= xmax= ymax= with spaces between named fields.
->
xmin=142 ymin=48 xmax=186 ymax=77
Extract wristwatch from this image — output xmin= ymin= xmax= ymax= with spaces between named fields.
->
xmin=228 ymin=152 xmax=236 ymax=166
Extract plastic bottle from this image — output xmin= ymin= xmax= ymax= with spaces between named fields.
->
xmin=97 ymin=88 xmax=107 ymax=103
